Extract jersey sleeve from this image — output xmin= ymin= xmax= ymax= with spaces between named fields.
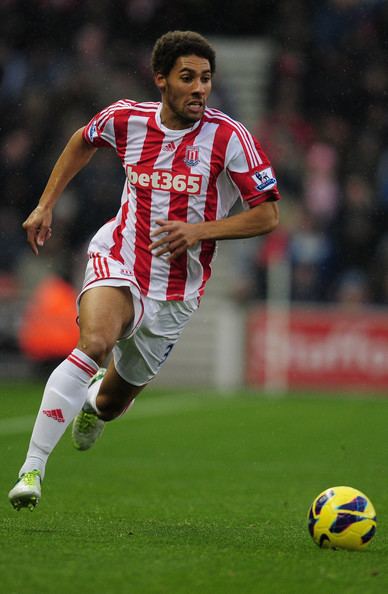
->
xmin=82 ymin=100 xmax=133 ymax=149
xmin=226 ymin=130 xmax=280 ymax=208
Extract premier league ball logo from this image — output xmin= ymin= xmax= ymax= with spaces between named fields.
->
xmin=252 ymin=167 xmax=276 ymax=191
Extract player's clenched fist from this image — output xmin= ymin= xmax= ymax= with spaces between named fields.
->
xmin=22 ymin=205 xmax=53 ymax=255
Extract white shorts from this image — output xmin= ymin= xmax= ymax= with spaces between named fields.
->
xmin=77 ymin=253 xmax=199 ymax=385
xmin=113 ymin=296 xmax=198 ymax=385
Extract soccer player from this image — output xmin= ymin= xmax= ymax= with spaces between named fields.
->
xmin=8 ymin=30 xmax=280 ymax=510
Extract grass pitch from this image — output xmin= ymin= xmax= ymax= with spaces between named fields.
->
xmin=1 ymin=382 xmax=388 ymax=594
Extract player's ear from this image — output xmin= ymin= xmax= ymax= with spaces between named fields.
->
xmin=154 ymin=73 xmax=166 ymax=92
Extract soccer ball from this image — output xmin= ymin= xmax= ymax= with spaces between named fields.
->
xmin=307 ymin=486 xmax=377 ymax=550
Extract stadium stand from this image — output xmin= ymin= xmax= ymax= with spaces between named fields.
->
xmin=0 ymin=1 xmax=387 ymax=379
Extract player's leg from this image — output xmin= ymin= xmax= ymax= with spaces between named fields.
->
xmin=72 ymin=298 xmax=176 ymax=452
xmin=94 ymin=361 xmax=145 ymax=420
xmin=72 ymin=297 xmax=199 ymax=453
xmin=76 ymin=286 xmax=135 ymax=365
xmin=8 ymin=286 xmax=134 ymax=510
xmin=73 ymin=297 xmax=198 ymax=450
xmin=72 ymin=360 xmax=145 ymax=450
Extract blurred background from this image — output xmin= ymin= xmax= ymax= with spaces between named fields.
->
xmin=0 ymin=0 xmax=387 ymax=392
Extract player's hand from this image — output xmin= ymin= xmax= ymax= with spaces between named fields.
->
xmin=149 ymin=219 xmax=201 ymax=260
xmin=22 ymin=205 xmax=53 ymax=255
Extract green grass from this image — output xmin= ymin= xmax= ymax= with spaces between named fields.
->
xmin=1 ymin=382 xmax=388 ymax=593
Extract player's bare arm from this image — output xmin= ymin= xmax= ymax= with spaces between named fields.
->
xmin=149 ymin=201 xmax=279 ymax=260
xmin=23 ymin=128 xmax=97 ymax=255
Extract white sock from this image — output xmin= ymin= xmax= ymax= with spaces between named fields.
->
xmin=19 ymin=348 xmax=99 ymax=480
xmin=85 ymin=376 xmax=102 ymax=414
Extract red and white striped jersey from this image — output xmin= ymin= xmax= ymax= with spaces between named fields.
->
xmin=83 ymin=100 xmax=280 ymax=301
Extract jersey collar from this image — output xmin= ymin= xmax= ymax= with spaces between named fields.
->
xmin=155 ymin=103 xmax=202 ymax=136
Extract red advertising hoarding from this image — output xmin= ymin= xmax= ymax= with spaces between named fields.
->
xmin=246 ymin=306 xmax=388 ymax=391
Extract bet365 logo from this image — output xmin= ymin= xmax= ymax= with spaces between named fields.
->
xmin=126 ymin=164 xmax=202 ymax=195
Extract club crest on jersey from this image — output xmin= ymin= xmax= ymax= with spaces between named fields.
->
xmin=252 ymin=167 xmax=276 ymax=191
xmin=184 ymin=146 xmax=200 ymax=167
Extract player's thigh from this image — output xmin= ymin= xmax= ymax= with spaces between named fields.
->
xmin=79 ymin=286 xmax=135 ymax=343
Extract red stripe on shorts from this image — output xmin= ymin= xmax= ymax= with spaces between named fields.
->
xmin=103 ymin=258 xmax=110 ymax=277
xmin=97 ymin=255 xmax=105 ymax=278
xmin=91 ymin=253 xmax=101 ymax=278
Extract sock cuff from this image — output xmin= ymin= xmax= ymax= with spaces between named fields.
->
xmin=67 ymin=349 xmax=99 ymax=379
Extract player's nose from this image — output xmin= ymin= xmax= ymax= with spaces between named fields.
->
xmin=191 ymin=78 xmax=206 ymax=95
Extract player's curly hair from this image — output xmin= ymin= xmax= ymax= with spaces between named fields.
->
xmin=151 ymin=31 xmax=216 ymax=76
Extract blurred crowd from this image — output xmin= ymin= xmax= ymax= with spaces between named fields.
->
xmin=236 ymin=0 xmax=388 ymax=307
xmin=1 ymin=0 xmax=387 ymax=325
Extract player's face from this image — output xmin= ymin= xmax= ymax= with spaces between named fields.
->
xmin=156 ymin=55 xmax=212 ymax=130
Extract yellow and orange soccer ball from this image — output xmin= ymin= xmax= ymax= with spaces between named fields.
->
xmin=308 ymin=486 xmax=377 ymax=551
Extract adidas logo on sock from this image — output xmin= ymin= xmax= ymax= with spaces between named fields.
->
xmin=43 ymin=409 xmax=65 ymax=423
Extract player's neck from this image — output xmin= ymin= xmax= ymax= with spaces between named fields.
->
xmin=160 ymin=105 xmax=200 ymax=131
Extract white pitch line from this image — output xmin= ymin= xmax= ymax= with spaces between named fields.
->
xmin=0 ymin=396 xmax=211 ymax=437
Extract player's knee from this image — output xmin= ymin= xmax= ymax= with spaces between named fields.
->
xmin=77 ymin=332 xmax=114 ymax=366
